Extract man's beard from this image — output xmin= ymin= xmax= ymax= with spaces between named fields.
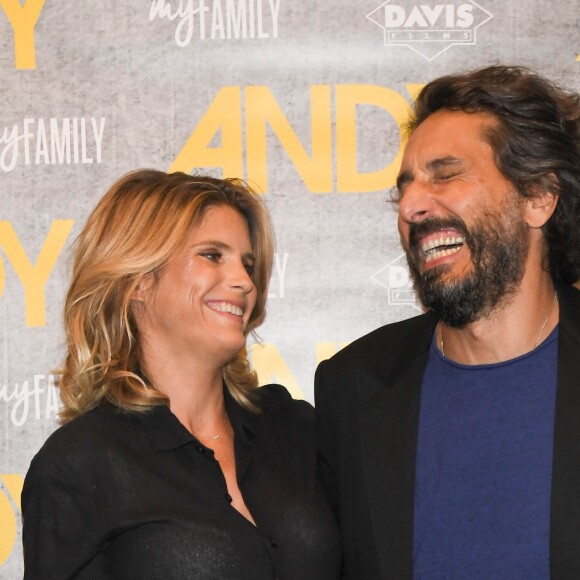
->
xmin=404 ymin=201 xmax=529 ymax=328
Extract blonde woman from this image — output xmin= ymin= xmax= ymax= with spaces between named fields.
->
xmin=22 ymin=170 xmax=340 ymax=579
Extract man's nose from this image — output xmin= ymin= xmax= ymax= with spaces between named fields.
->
xmin=398 ymin=181 xmax=437 ymax=225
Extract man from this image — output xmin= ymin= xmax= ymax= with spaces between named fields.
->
xmin=315 ymin=66 xmax=580 ymax=579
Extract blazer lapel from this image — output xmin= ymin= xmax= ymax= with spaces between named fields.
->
xmin=551 ymin=284 xmax=580 ymax=578
xmin=356 ymin=314 xmax=436 ymax=579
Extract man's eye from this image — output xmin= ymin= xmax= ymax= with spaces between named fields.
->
xmin=435 ymin=168 xmax=465 ymax=182
xmin=436 ymin=173 xmax=457 ymax=181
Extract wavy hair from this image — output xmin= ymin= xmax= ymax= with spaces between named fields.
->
xmin=399 ymin=65 xmax=580 ymax=284
xmin=59 ymin=170 xmax=274 ymax=422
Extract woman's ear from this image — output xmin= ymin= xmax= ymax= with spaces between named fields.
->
xmin=132 ymin=274 xmax=155 ymax=304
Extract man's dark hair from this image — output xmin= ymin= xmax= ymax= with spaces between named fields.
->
xmin=405 ymin=65 xmax=580 ymax=285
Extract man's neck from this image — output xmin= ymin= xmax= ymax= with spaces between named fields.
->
xmin=438 ymin=273 xmax=558 ymax=365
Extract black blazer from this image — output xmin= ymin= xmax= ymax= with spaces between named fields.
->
xmin=315 ymin=284 xmax=580 ymax=579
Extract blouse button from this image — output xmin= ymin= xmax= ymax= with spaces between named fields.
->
xmin=269 ymin=537 xmax=278 ymax=548
xmin=225 ymin=493 xmax=233 ymax=503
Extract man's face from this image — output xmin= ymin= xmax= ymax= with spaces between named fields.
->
xmin=396 ymin=110 xmax=530 ymax=327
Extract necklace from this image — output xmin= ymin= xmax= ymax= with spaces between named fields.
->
xmin=533 ymin=291 xmax=558 ymax=349
xmin=195 ymin=414 xmax=230 ymax=440
xmin=440 ymin=291 xmax=558 ymax=358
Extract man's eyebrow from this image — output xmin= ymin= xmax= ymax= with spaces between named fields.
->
xmin=426 ymin=156 xmax=465 ymax=171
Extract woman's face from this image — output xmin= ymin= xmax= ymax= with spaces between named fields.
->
xmin=137 ymin=204 xmax=257 ymax=367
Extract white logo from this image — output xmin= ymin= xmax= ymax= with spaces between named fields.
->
xmin=366 ymin=0 xmax=493 ymax=61
xmin=0 ymin=374 xmax=60 ymax=427
xmin=149 ymin=0 xmax=281 ymax=45
xmin=0 ymin=117 xmax=106 ymax=173
xmin=370 ymin=252 xmax=423 ymax=312
xmin=267 ymin=252 xmax=289 ymax=299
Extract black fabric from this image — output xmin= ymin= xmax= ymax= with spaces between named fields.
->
xmin=315 ymin=284 xmax=580 ymax=580
xmin=22 ymin=384 xmax=341 ymax=579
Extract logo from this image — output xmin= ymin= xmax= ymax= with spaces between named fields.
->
xmin=0 ymin=374 xmax=60 ymax=427
xmin=0 ymin=0 xmax=46 ymax=69
xmin=170 ymin=84 xmax=413 ymax=193
xmin=149 ymin=0 xmax=281 ymax=45
xmin=370 ymin=252 xmax=422 ymax=312
xmin=0 ymin=220 xmax=74 ymax=327
xmin=267 ymin=252 xmax=289 ymax=299
xmin=0 ymin=117 xmax=106 ymax=173
xmin=0 ymin=474 xmax=23 ymax=566
xmin=366 ymin=1 xmax=493 ymax=61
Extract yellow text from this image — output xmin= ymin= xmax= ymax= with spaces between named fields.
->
xmin=0 ymin=474 xmax=23 ymax=565
xmin=0 ymin=0 xmax=46 ymax=69
xmin=0 ymin=220 xmax=74 ymax=326
xmin=170 ymin=84 xmax=421 ymax=193
xmin=250 ymin=341 xmax=349 ymax=400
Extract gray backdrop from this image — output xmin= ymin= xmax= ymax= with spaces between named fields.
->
xmin=1 ymin=0 xmax=578 ymax=575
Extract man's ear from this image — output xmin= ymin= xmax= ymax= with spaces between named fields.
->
xmin=524 ymin=189 xmax=559 ymax=229
xmin=132 ymin=274 xmax=155 ymax=304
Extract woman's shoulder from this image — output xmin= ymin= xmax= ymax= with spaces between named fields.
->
xmin=247 ymin=385 xmax=319 ymax=462
xmin=28 ymin=404 xmax=142 ymax=473
xmin=254 ymin=384 xmax=314 ymax=425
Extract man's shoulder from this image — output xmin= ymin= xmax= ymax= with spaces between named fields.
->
xmin=327 ymin=310 xmax=437 ymax=370
xmin=314 ymin=311 xmax=437 ymax=407
xmin=559 ymin=283 xmax=580 ymax=313
xmin=558 ymin=282 xmax=580 ymax=342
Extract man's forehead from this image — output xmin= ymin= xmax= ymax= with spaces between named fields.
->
xmin=402 ymin=110 xmax=497 ymax=163
xmin=409 ymin=109 xmax=497 ymax=141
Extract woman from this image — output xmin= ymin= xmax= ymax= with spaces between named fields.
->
xmin=22 ymin=169 xmax=340 ymax=579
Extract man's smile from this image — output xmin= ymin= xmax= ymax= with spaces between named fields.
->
xmin=421 ymin=232 xmax=466 ymax=264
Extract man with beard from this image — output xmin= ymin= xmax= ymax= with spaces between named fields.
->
xmin=315 ymin=65 xmax=580 ymax=580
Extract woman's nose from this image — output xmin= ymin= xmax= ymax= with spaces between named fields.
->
xmin=229 ymin=260 xmax=255 ymax=293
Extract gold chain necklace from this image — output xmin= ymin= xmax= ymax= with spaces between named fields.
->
xmin=440 ymin=291 xmax=558 ymax=358
xmin=194 ymin=414 xmax=230 ymax=440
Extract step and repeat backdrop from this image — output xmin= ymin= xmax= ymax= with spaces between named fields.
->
xmin=0 ymin=0 xmax=578 ymax=575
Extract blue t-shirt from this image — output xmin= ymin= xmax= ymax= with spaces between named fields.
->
xmin=413 ymin=328 xmax=558 ymax=580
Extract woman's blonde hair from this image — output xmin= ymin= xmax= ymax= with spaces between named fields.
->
xmin=59 ymin=169 xmax=274 ymax=422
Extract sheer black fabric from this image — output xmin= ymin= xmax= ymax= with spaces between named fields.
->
xmin=22 ymin=384 xmax=341 ymax=579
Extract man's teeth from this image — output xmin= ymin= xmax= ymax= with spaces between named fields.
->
xmin=422 ymin=235 xmax=465 ymax=263
xmin=208 ymin=302 xmax=243 ymax=316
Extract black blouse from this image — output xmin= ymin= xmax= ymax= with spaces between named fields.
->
xmin=22 ymin=384 xmax=341 ymax=579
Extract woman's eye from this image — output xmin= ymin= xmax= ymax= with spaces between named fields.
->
xmin=202 ymin=252 xmax=221 ymax=262
xmin=244 ymin=263 xmax=255 ymax=276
